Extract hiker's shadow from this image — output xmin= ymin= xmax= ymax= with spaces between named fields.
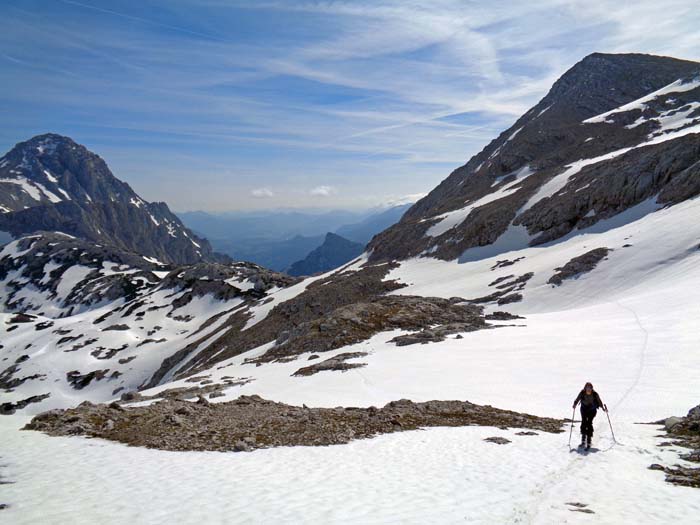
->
xmin=570 ymin=447 xmax=601 ymax=455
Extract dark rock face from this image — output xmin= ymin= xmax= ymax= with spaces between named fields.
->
xmin=23 ymin=394 xmax=564 ymax=452
xmin=367 ymin=53 xmax=700 ymax=263
xmin=0 ymin=134 xmax=222 ymax=264
xmin=247 ymin=295 xmax=488 ymax=364
xmin=548 ymin=248 xmax=611 ymax=286
xmin=287 ymin=233 xmax=364 ymax=276
xmin=651 ymin=404 xmax=700 ymax=488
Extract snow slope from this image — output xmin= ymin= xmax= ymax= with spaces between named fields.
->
xmin=2 ymin=416 xmax=697 ymax=525
xmin=3 ymin=194 xmax=700 ymax=523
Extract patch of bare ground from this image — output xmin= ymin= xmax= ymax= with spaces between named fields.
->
xmin=24 ymin=395 xmax=564 ymax=453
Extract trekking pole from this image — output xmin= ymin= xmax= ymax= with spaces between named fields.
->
xmin=568 ymin=406 xmax=575 ymax=448
xmin=604 ymin=404 xmax=617 ymax=444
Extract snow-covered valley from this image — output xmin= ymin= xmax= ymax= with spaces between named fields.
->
xmin=3 ymin=52 xmax=700 ymax=524
xmin=3 ymin=192 xmax=700 ymax=523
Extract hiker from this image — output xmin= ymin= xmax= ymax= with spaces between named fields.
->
xmin=572 ymin=382 xmax=607 ymax=449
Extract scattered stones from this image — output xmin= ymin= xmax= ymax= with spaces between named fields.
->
xmin=0 ymin=393 xmax=51 ymax=415
xmin=185 ymin=375 xmax=211 ymax=383
xmin=24 ymin=396 xmax=564 ymax=453
xmin=66 ymin=369 xmax=109 ymax=390
xmin=470 ymin=273 xmax=532 ymax=304
xmin=566 ymin=502 xmax=594 ymax=513
xmin=233 ymin=440 xmax=250 ymax=452
xmin=57 ymin=334 xmax=82 ymax=346
xmin=548 ymin=248 xmax=610 ymax=286
xmin=650 ymin=403 xmax=700 ymax=489
xmin=8 ymin=313 xmax=35 ymax=323
xmin=497 ymin=293 xmax=523 ymax=305
xmin=485 ymin=311 xmax=525 ymax=321
xmin=102 ymin=324 xmax=130 ymax=331
xmin=120 ymin=391 xmax=142 ymax=402
xmin=136 ymin=338 xmax=167 ymax=347
xmin=0 ymin=364 xmax=46 ymax=390
xmin=196 ymin=395 xmax=210 ymax=406
xmin=293 ymin=352 xmax=368 ymax=376
xmin=484 ymin=436 xmax=511 ymax=445
xmin=515 ymin=431 xmax=538 ymax=436
xmin=664 ymin=416 xmax=683 ymax=431
xmin=90 ymin=344 xmax=128 ymax=360
xmin=490 ymin=257 xmax=525 ymax=270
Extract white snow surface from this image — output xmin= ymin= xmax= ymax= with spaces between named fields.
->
xmin=3 ymin=197 xmax=700 ymax=522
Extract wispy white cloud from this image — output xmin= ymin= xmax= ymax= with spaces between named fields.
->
xmin=382 ymin=193 xmax=427 ymax=207
xmin=251 ymin=187 xmax=274 ymax=198
xmin=310 ymin=185 xmax=336 ymax=197
xmin=1 ymin=0 xmax=699 ymax=211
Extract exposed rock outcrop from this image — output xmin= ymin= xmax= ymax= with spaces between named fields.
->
xmin=24 ymin=395 xmax=565 ymax=452
xmin=548 ymin=248 xmax=610 ymax=286
xmin=248 ymin=295 xmax=488 ymax=363
xmin=650 ymin=404 xmax=700 ymax=488
xmin=292 ymin=352 xmax=368 ymax=376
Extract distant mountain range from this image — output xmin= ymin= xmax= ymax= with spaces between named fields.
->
xmin=0 ymin=134 xmax=221 ymax=264
xmin=178 ymin=203 xmax=411 ymax=271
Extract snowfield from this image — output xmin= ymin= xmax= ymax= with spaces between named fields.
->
xmin=2 ymin=416 xmax=698 ymax=525
xmin=2 ymin=196 xmax=700 ymax=523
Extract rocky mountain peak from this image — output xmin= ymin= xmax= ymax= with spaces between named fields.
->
xmin=0 ymin=133 xmax=224 ymax=264
xmin=541 ymin=52 xmax=700 ymax=120
xmin=368 ymin=53 xmax=700 ymax=263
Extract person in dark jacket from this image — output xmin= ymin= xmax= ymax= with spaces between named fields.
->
xmin=573 ymin=382 xmax=607 ymax=449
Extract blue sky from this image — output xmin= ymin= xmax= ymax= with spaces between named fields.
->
xmin=1 ymin=1 xmax=699 ymax=211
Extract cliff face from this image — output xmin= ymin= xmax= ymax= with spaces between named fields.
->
xmin=0 ymin=133 xmax=222 ymax=264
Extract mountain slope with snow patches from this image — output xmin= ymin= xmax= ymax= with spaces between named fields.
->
xmin=2 ymin=52 xmax=700 ymax=524
xmin=368 ymin=53 xmax=700 ymax=262
xmin=0 ymin=134 xmax=221 ymax=264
